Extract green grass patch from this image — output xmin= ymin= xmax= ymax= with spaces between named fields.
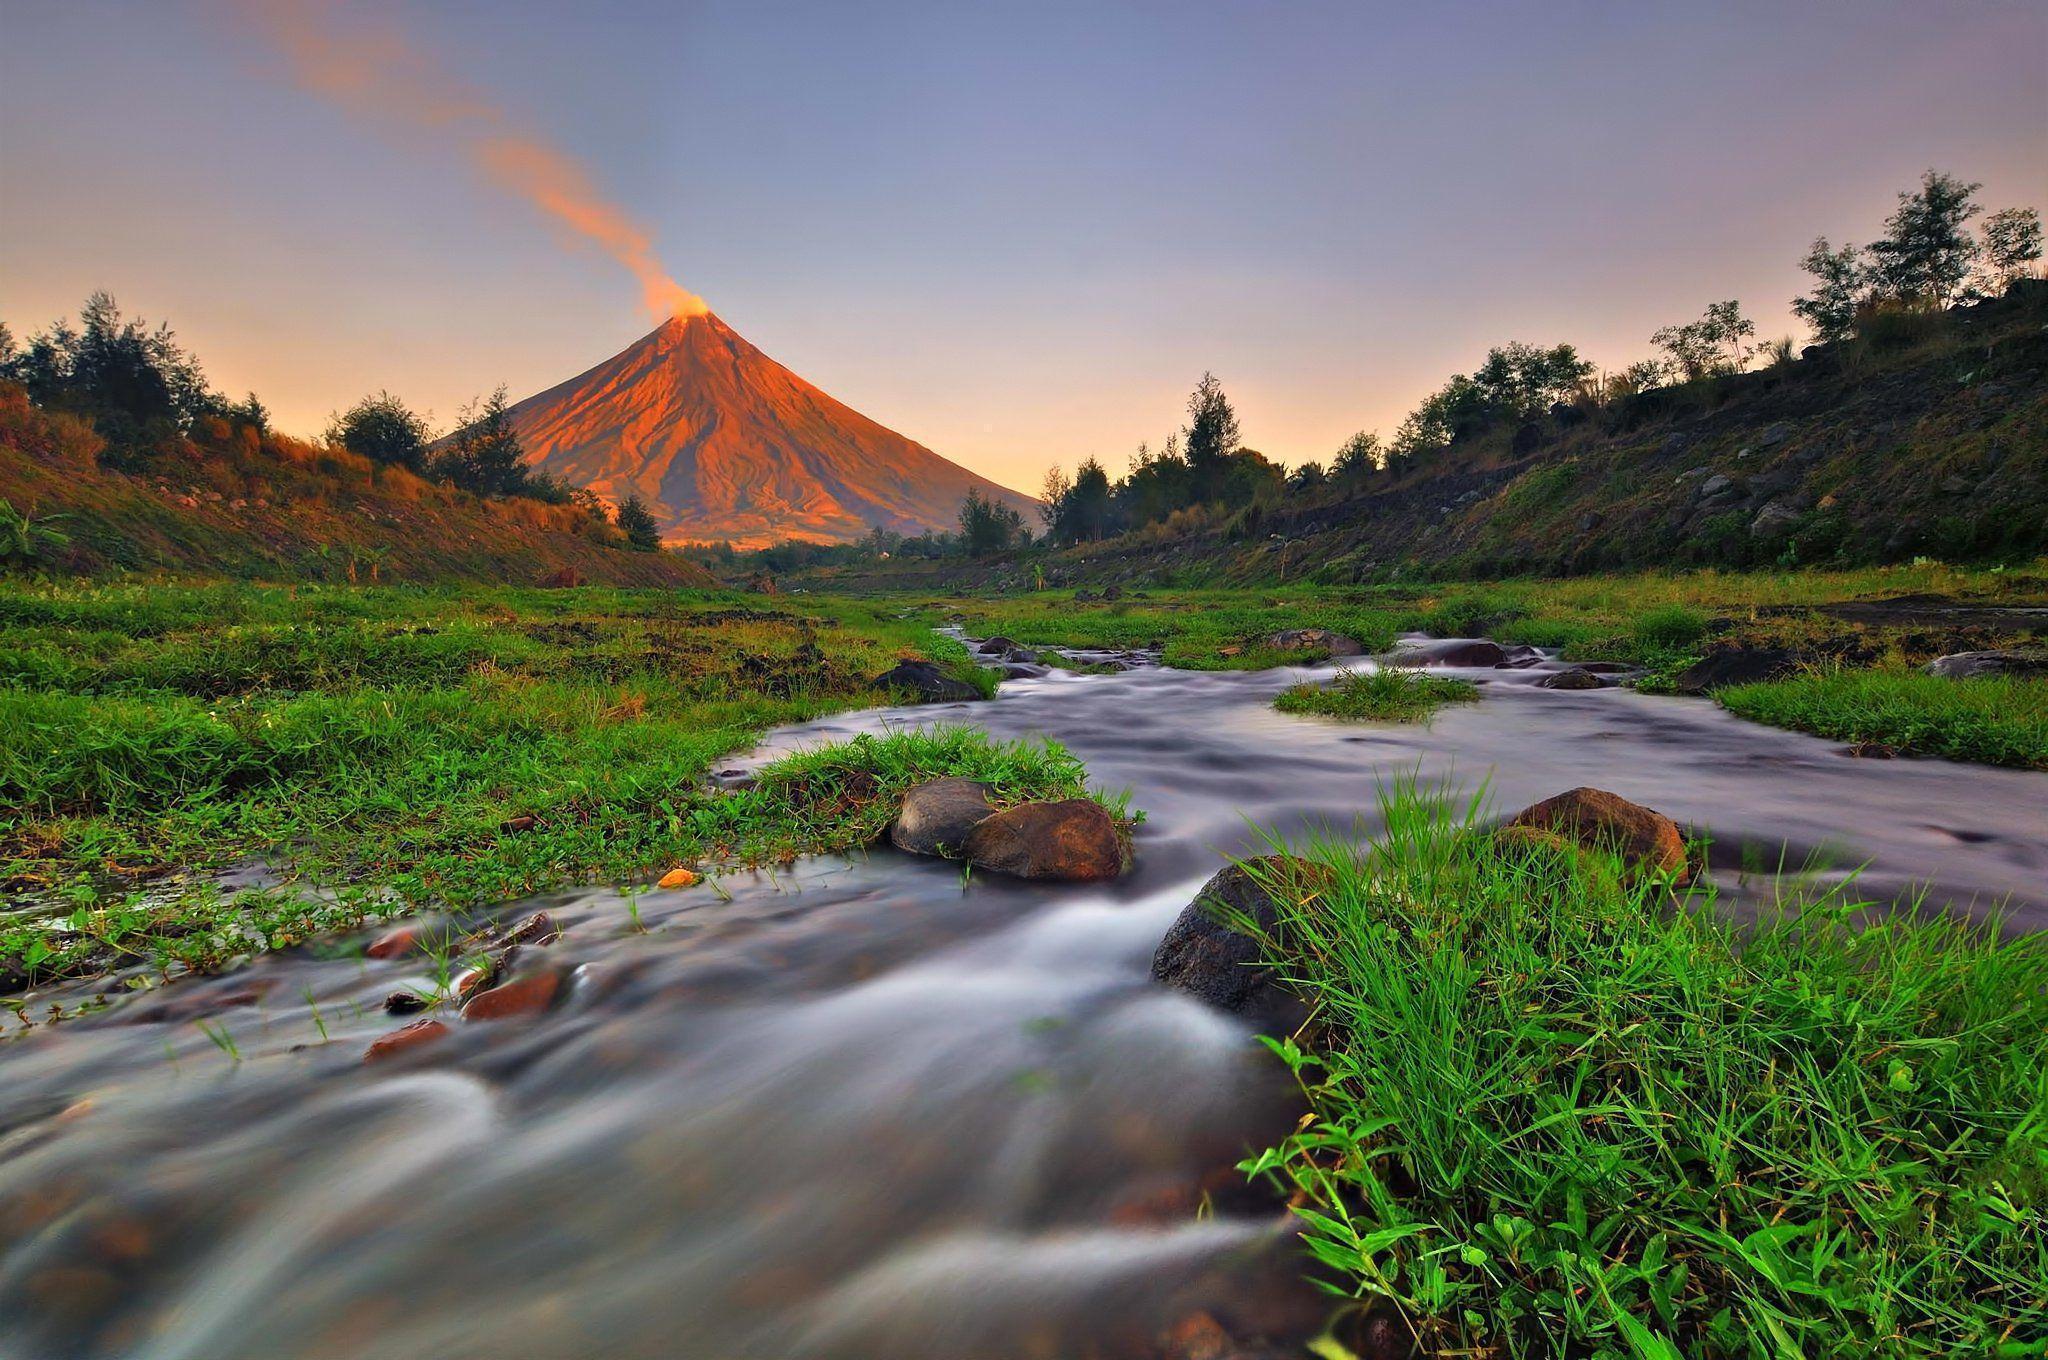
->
xmin=0 ymin=582 xmax=1036 ymax=992
xmin=1717 ymin=668 xmax=2048 ymax=769
xmin=1237 ymin=787 xmax=2048 ymax=1358
xmin=1275 ymin=668 xmax=1479 ymax=723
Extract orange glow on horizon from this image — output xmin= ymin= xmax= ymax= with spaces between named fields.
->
xmin=237 ymin=0 xmax=705 ymax=322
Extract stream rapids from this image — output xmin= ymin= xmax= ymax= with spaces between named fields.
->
xmin=2 ymin=643 xmax=2044 ymax=1358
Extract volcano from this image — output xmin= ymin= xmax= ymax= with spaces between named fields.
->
xmin=500 ymin=311 xmax=1038 ymax=547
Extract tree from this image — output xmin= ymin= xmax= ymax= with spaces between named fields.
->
xmin=1039 ymin=465 xmax=1071 ymax=537
xmin=227 ymin=392 xmax=270 ymax=433
xmin=1471 ymin=342 xmax=1595 ymax=420
xmin=1063 ymin=457 xmax=1115 ymax=542
xmin=329 ymin=392 xmax=433 ymax=471
xmin=1866 ymin=170 xmax=1981 ymax=307
xmin=616 ymin=494 xmax=663 ymax=551
xmin=1792 ymin=237 xmax=1866 ymax=344
xmin=1331 ymin=431 xmax=1382 ymax=485
xmin=1979 ymin=206 xmax=2043 ymax=292
xmin=1286 ymin=460 xmax=1326 ymax=495
xmin=435 ymin=387 xmax=528 ymax=495
xmin=1182 ymin=372 xmax=1241 ymax=502
xmin=4 ymin=293 xmax=219 ymax=452
xmin=958 ymin=487 xmax=1026 ymax=557
xmin=1652 ymin=301 xmax=1753 ymax=381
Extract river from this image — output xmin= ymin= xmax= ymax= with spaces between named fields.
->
xmin=2 ymin=645 xmax=2043 ymax=1358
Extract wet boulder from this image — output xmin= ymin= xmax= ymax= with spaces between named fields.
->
xmin=1505 ymin=787 xmax=1687 ymax=875
xmin=889 ymin=778 xmax=998 ymax=857
xmin=1496 ymin=644 xmax=1547 ymax=669
xmin=1669 ymin=646 xmax=1799 ymax=694
xmin=1535 ymin=666 xmax=1607 ymax=690
xmin=1152 ymin=856 xmax=1332 ymax=1020
xmin=462 ymin=965 xmax=566 ymax=1021
xmin=872 ymin=659 xmax=983 ymax=703
xmin=1385 ymin=638 xmax=1507 ymax=668
xmin=963 ymin=799 xmax=1127 ymax=881
xmin=1267 ymin=628 xmax=1363 ymax=657
xmin=1923 ymin=649 xmax=2048 ymax=680
xmin=363 ymin=1018 xmax=450 ymax=1063
xmin=976 ymin=636 xmax=1023 ymax=655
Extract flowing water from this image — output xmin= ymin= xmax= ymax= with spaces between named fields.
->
xmin=3 ymin=645 xmax=2044 ymax=1359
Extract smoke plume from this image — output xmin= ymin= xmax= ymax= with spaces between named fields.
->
xmin=237 ymin=0 xmax=706 ymax=320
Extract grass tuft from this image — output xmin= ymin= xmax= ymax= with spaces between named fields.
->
xmin=1275 ymin=668 xmax=1479 ymax=723
xmin=1236 ymin=786 xmax=2048 ymax=1358
xmin=1718 ymin=667 xmax=2047 ymax=769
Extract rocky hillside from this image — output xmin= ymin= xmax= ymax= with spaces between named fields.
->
xmin=0 ymin=387 xmax=712 ymax=586
xmin=800 ymin=285 xmax=2048 ymax=593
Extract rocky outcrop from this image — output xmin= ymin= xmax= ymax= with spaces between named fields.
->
xmin=1669 ymin=647 xmax=1799 ymax=694
xmin=889 ymin=778 xmax=998 ymax=856
xmin=963 ymin=799 xmax=1127 ymax=881
xmin=872 ymin=659 xmax=983 ymax=702
xmin=1152 ymin=856 xmax=1332 ymax=1021
xmin=1923 ymin=649 xmax=2048 ymax=680
xmin=1504 ymin=787 xmax=1687 ymax=875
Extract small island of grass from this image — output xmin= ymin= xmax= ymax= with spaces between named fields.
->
xmin=1274 ymin=667 xmax=1479 ymax=723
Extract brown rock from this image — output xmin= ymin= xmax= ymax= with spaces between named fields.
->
xmin=500 ymin=814 xmax=539 ymax=834
xmin=1534 ymin=666 xmax=1607 ymax=690
xmin=962 ymin=799 xmax=1127 ymax=881
xmin=363 ymin=1018 xmax=450 ymax=1063
xmin=889 ymin=777 xmax=998 ymax=857
xmin=494 ymin=911 xmax=560 ymax=948
xmin=1505 ymin=787 xmax=1687 ymax=875
xmin=462 ymin=968 xmax=562 ymax=1020
xmin=657 ymin=866 xmax=701 ymax=889
xmin=382 ymin=989 xmax=430 ymax=1015
xmin=1160 ymin=1310 xmax=1234 ymax=1360
xmin=365 ymin=925 xmax=421 ymax=960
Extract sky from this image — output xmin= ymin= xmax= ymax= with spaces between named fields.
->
xmin=3 ymin=1 xmax=2044 ymax=492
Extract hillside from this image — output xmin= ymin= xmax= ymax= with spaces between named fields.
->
xmin=0 ymin=387 xmax=712 ymax=586
xmin=503 ymin=311 xmax=1039 ymax=548
xmin=790 ymin=285 xmax=2048 ymax=592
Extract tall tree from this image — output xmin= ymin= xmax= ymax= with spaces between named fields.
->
xmin=1866 ymin=170 xmax=1982 ymax=307
xmin=1331 ymin=431 xmax=1382 ymax=485
xmin=1792 ymin=238 xmax=1866 ymax=344
xmin=328 ymin=392 xmax=433 ymax=471
xmin=1979 ymin=206 xmax=2043 ymax=292
xmin=1182 ymin=372 xmax=1241 ymax=502
xmin=436 ymin=386 xmax=528 ymax=495
xmin=616 ymin=493 xmax=663 ymax=551
xmin=958 ymin=487 xmax=1025 ymax=557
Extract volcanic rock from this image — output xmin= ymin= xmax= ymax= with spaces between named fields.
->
xmin=889 ymin=778 xmax=998 ymax=857
xmin=1505 ymin=787 xmax=1687 ymax=875
xmin=963 ymin=800 xmax=1126 ymax=881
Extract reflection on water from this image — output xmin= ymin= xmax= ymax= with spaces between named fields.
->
xmin=3 ymin=649 xmax=2043 ymax=1357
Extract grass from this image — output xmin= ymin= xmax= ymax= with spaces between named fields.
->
xmin=0 ymin=581 xmax=1034 ymax=993
xmin=1276 ymin=668 xmax=1479 ymax=723
xmin=1718 ymin=668 xmax=2048 ymax=770
xmin=1234 ymin=787 xmax=2048 ymax=1358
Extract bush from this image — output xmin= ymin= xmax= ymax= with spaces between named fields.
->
xmin=1632 ymin=603 xmax=1709 ymax=649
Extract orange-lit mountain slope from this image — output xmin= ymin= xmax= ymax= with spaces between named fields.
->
xmin=504 ymin=311 xmax=1038 ymax=547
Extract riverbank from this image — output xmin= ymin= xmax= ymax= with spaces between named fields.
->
xmin=0 ymin=582 xmax=1050 ymax=992
xmin=914 ymin=563 xmax=2048 ymax=767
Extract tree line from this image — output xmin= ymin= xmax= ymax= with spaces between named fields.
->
xmin=0 ymin=292 xmax=669 ymax=552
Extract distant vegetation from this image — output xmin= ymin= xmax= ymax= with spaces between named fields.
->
xmin=0 ymin=293 xmax=699 ymax=582
xmin=712 ymin=168 xmax=2040 ymax=584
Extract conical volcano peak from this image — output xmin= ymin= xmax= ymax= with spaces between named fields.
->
xmin=502 ymin=315 xmax=1037 ymax=549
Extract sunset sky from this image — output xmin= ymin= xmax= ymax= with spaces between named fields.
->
xmin=3 ymin=0 xmax=2043 ymax=492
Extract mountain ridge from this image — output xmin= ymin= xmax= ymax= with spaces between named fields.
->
xmin=505 ymin=312 xmax=1038 ymax=548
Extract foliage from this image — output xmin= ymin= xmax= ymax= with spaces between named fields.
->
xmin=1718 ymin=667 xmax=2047 ymax=769
xmin=0 ymin=498 xmax=71 ymax=568
xmin=1275 ymin=668 xmax=1477 ymax=722
xmin=1652 ymin=300 xmax=1755 ymax=380
xmin=1979 ymin=206 xmax=2043 ymax=291
xmin=959 ymin=486 xmax=1028 ymax=557
xmin=1470 ymin=342 xmax=1595 ymax=421
xmin=1793 ymin=237 xmax=1867 ymax=345
xmin=328 ymin=390 xmax=433 ymax=471
xmin=1183 ymin=370 xmax=1243 ymax=502
xmin=1866 ymin=170 xmax=1982 ymax=307
xmin=1239 ymin=786 xmax=2048 ymax=1358
xmin=433 ymin=385 xmax=532 ymax=495
xmin=616 ymin=493 xmax=664 ymax=551
xmin=0 ymin=292 xmax=219 ymax=458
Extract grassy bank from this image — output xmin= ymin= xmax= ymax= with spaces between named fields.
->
xmin=1718 ymin=668 xmax=2048 ymax=769
xmin=0 ymin=582 xmax=1030 ymax=993
xmin=1275 ymin=669 xmax=1478 ymax=723
xmin=1238 ymin=790 xmax=2048 ymax=1358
